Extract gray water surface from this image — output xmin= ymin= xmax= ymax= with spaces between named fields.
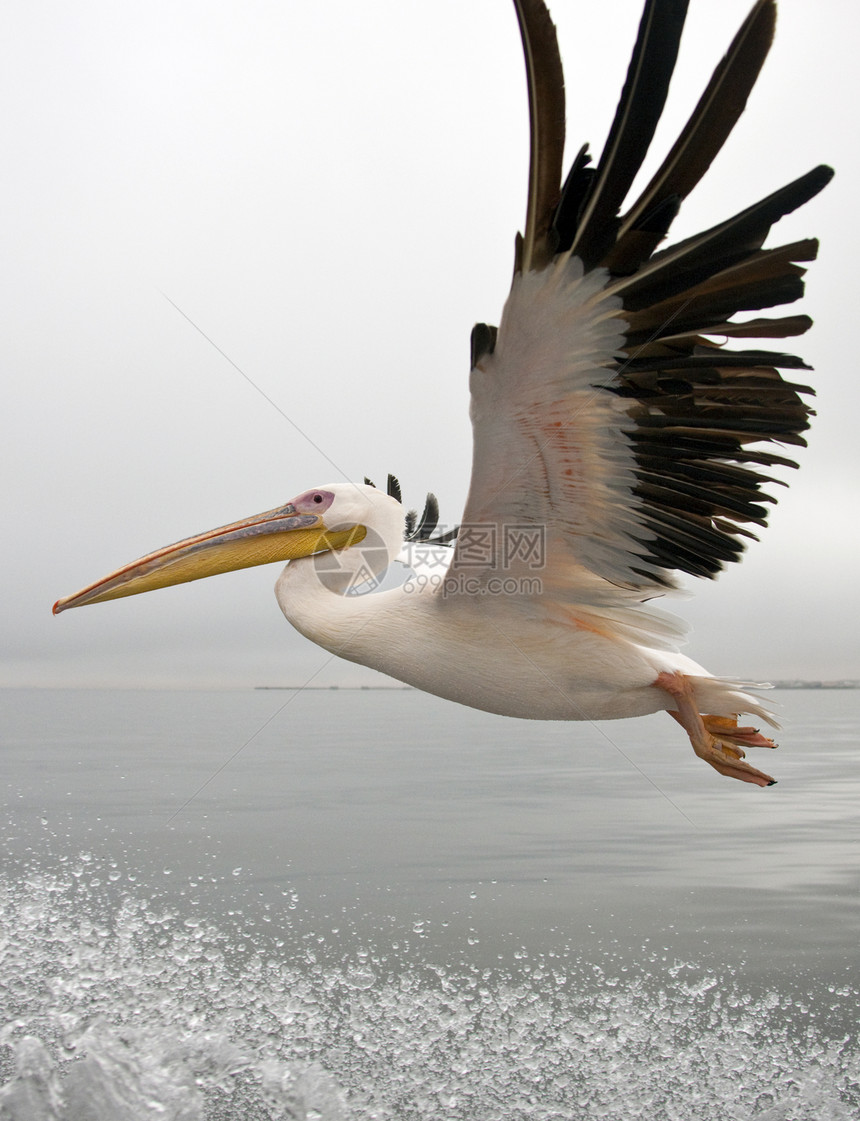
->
xmin=1 ymin=687 xmax=858 ymax=1118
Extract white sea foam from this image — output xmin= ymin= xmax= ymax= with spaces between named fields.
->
xmin=1 ymin=861 xmax=857 ymax=1121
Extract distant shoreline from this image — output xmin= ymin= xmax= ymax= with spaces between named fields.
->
xmin=770 ymin=681 xmax=859 ymax=690
xmin=255 ymin=685 xmax=415 ymax=691
xmin=256 ymin=682 xmax=859 ymax=692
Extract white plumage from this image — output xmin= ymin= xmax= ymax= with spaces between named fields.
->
xmin=275 ymin=484 xmax=768 ymax=726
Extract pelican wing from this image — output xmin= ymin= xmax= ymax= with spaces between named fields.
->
xmin=449 ymin=0 xmax=831 ymax=600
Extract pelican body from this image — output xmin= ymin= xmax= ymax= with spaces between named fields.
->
xmin=55 ymin=0 xmax=832 ymax=788
xmin=272 ymin=486 xmax=732 ymax=726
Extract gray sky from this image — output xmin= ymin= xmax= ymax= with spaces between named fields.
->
xmin=3 ymin=0 xmax=858 ymax=688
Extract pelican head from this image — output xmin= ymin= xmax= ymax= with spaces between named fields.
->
xmin=52 ymin=483 xmax=404 ymax=614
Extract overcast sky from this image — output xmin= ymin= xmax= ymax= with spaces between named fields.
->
xmin=3 ymin=0 xmax=858 ymax=689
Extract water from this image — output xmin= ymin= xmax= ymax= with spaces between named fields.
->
xmin=1 ymin=687 xmax=858 ymax=1119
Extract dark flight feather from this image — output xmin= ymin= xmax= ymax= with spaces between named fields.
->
xmin=512 ymin=0 xmax=566 ymax=271
xmin=569 ymin=0 xmax=689 ymax=269
xmin=498 ymin=0 xmax=830 ymax=585
xmin=513 ymin=2 xmax=829 ymax=587
xmin=611 ymin=0 xmax=777 ymax=271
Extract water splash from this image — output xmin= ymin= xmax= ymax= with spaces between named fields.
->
xmin=1 ymin=864 xmax=858 ymax=1121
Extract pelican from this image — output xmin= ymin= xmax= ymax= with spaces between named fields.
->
xmin=54 ymin=0 xmax=831 ymax=788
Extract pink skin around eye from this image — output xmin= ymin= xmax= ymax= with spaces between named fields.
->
xmin=291 ymin=489 xmax=335 ymax=515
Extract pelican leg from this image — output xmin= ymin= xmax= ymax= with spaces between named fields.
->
xmin=655 ymin=671 xmax=777 ymax=787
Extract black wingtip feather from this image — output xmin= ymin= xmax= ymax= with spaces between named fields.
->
xmin=514 ymin=0 xmax=566 ymax=271
xmin=570 ymin=0 xmax=690 ymax=268
xmin=617 ymin=0 xmax=777 ymax=244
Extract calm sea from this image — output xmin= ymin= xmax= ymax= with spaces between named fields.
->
xmin=1 ymin=686 xmax=858 ymax=1119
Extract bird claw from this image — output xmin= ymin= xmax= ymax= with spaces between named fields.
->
xmin=694 ymin=734 xmax=777 ymax=787
xmin=702 ymin=714 xmax=777 ymax=751
xmin=656 ymin=671 xmax=777 ymax=788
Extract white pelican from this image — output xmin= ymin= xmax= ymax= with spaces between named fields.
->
xmin=54 ymin=0 xmax=831 ymax=788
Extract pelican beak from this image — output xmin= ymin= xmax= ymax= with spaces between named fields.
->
xmin=52 ymin=502 xmax=366 ymax=614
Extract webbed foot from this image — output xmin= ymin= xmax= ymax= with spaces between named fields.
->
xmin=655 ymin=671 xmax=776 ymax=787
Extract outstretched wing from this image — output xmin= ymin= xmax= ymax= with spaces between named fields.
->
xmin=449 ymin=0 xmax=831 ymax=601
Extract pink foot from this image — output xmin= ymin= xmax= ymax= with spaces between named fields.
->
xmin=655 ymin=671 xmax=777 ymax=788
